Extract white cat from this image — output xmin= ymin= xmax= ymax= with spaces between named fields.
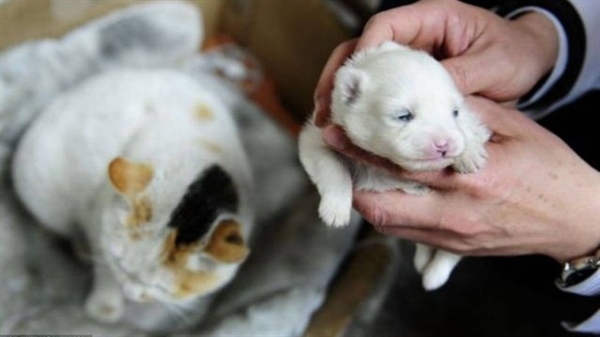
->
xmin=298 ymin=42 xmax=491 ymax=290
xmin=11 ymin=69 xmax=255 ymax=323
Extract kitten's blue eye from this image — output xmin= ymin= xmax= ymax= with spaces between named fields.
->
xmin=453 ymin=109 xmax=459 ymax=117
xmin=395 ymin=111 xmax=413 ymax=122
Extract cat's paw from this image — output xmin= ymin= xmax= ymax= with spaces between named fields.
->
xmin=85 ymin=289 xmax=124 ymax=323
xmin=453 ymin=145 xmax=487 ymax=174
xmin=318 ymin=195 xmax=352 ymax=227
xmin=421 ymin=267 xmax=452 ymax=291
xmin=413 ymin=247 xmax=432 ymax=274
xmin=421 ymin=253 xmax=460 ymax=291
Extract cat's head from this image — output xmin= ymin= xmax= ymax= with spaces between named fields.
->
xmin=100 ymin=157 xmax=250 ymax=304
xmin=331 ymin=41 xmax=472 ymax=172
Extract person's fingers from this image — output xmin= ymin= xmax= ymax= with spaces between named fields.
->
xmin=464 ymin=95 xmax=532 ymax=137
xmin=322 ymin=125 xmax=401 ymax=172
xmin=314 ymin=39 xmax=357 ymax=127
xmin=441 ymin=52 xmax=501 ymax=98
xmin=371 ymin=226 xmax=462 ymax=252
xmin=356 ymin=9 xmax=422 ymax=51
xmin=396 ymin=169 xmax=464 ymax=190
xmin=356 ymin=0 xmax=445 ymax=52
xmin=353 ymin=189 xmax=444 ymax=228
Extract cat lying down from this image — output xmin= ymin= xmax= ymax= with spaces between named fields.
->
xmin=12 ymin=69 xmax=255 ymax=324
xmin=299 ymin=42 xmax=491 ymax=290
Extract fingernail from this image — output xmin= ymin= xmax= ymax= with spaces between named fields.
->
xmin=323 ymin=126 xmax=347 ymax=150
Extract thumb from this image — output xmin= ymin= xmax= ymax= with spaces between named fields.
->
xmin=441 ymin=52 xmax=498 ymax=97
xmin=464 ymin=95 xmax=533 ymax=137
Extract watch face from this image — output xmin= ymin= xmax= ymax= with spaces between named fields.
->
xmin=564 ymin=268 xmax=596 ymax=287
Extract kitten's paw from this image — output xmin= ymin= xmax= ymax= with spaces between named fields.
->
xmin=413 ymin=248 xmax=431 ymax=274
xmin=453 ymin=147 xmax=487 ymax=174
xmin=318 ymin=196 xmax=351 ymax=227
xmin=85 ymin=289 xmax=124 ymax=323
xmin=421 ymin=251 xmax=462 ymax=291
xmin=421 ymin=259 xmax=456 ymax=291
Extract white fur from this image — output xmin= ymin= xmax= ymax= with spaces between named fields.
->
xmin=12 ymin=69 xmax=254 ymax=322
xmin=298 ymin=42 xmax=491 ymax=290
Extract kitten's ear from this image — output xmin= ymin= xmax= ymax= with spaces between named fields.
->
xmin=378 ymin=41 xmax=410 ymax=52
xmin=204 ymin=220 xmax=249 ymax=263
xmin=335 ymin=67 xmax=367 ymax=105
xmin=108 ymin=157 xmax=154 ymax=196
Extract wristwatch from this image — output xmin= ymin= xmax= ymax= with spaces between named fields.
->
xmin=557 ymin=248 xmax=600 ymax=288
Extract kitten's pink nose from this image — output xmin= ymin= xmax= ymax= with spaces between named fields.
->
xmin=434 ymin=139 xmax=450 ymax=157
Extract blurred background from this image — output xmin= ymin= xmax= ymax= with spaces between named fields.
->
xmin=1 ymin=1 xmax=598 ymax=336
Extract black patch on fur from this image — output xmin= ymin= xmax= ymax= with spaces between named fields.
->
xmin=168 ymin=165 xmax=239 ymax=246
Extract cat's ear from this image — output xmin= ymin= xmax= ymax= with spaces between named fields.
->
xmin=108 ymin=157 xmax=154 ymax=196
xmin=204 ymin=220 xmax=249 ymax=263
xmin=335 ymin=67 xmax=367 ymax=105
xmin=378 ymin=41 xmax=410 ymax=52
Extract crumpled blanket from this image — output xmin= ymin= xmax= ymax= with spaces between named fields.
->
xmin=0 ymin=1 xmax=368 ymax=335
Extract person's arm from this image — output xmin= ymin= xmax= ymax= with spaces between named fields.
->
xmin=495 ymin=0 xmax=600 ymax=118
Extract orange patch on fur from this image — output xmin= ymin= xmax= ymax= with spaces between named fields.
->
xmin=195 ymin=103 xmax=214 ymax=120
xmin=161 ymin=230 xmax=220 ymax=299
xmin=108 ymin=157 xmax=154 ymax=196
xmin=108 ymin=158 xmax=154 ymax=233
xmin=173 ymin=271 xmax=219 ymax=299
xmin=127 ymin=196 xmax=152 ymax=227
xmin=204 ymin=220 xmax=249 ymax=263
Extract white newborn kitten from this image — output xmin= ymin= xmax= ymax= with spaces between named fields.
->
xmin=12 ymin=69 xmax=255 ymax=324
xmin=298 ymin=42 xmax=491 ymax=290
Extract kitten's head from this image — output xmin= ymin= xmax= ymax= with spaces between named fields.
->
xmin=331 ymin=42 xmax=473 ymax=172
xmin=100 ymin=157 xmax=250 ymax=304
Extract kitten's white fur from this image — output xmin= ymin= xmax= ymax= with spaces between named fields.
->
xmin=298 ymin=42 xmax=490 ymax=290
xmin=12 ymin=69 xmax=254 ymax=323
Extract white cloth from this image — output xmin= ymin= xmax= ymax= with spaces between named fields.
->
xmin=0 ymin=2 xmax=383 ymax=335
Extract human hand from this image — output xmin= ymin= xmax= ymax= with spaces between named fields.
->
xmin=313 ymin=0 xmax=559 ymax=127
xmin=322 ymin=96 xmax=600 ymax=264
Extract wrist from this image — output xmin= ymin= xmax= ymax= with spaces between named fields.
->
xmin=512 ymin=12 xmax=559 ymax=88
xmin=495 ymin=0 xmax=585 ymax=115
xmin=550 ymin=171 xmax=600 ymax=264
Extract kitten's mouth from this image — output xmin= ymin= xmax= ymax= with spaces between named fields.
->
xmin=417 ymin=157 xmax=454 ymax=164
xmin=402 ymin=157 xmax=454 ymax=171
